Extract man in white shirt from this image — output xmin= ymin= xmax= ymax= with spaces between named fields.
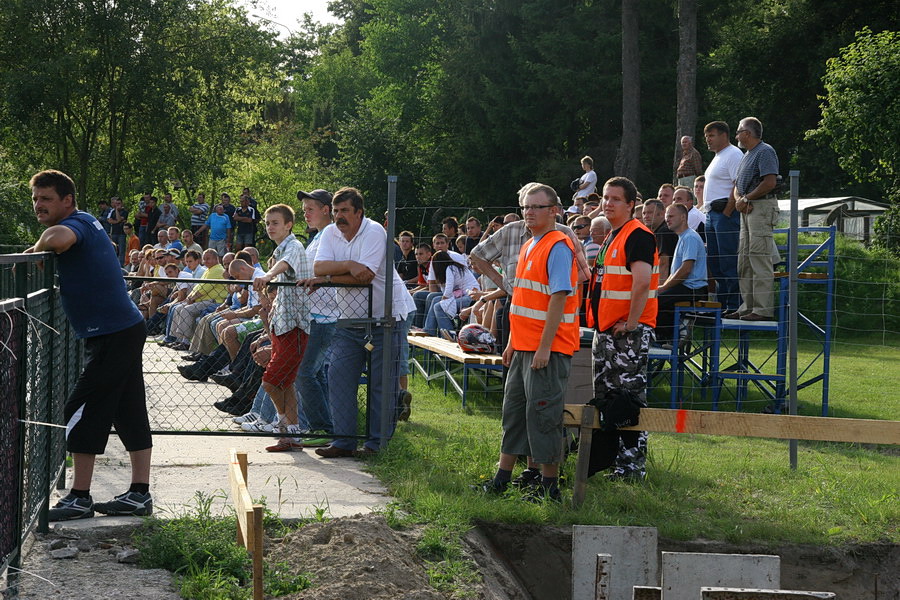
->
xmin=573 ymin=155 xmax=597 ymax=201
xmin=702 ymin=120 xmax=744 ymax=315
xmin=312 ymin=187 xmax=416 ymax=457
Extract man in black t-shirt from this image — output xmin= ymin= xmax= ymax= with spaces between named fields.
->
xmin=394 ymin=230 xmax=418 ymax=285
xmin=642 ymin=199 xmax=676 ymax=281
xmin=233 ymin=194 xmax=257 ymax=250
xmin=587 ymin=176 xmax=658 ymax=483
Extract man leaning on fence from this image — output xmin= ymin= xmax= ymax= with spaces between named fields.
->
xmin=475 ymin=183 xmax=580 ymax=503
xmin=311 ymin=187 xmax=416 ymax=457
xmin=26 ymin=169 xmax=154 ymax=521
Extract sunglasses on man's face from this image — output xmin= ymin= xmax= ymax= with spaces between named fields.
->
xmin=573 ymin=224 xmax=589 ymax=230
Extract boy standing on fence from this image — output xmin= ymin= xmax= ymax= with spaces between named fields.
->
xmin=26 ymin=169 xmax=153 ymax=521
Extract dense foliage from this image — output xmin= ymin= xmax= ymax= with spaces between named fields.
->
xmin=0 ymin=0 xmax=896 ymax=243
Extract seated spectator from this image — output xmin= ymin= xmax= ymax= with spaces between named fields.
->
xmin=165 ymin=249 xmax=227 ymax=350
xmin=655 ymin=203 xmax=708 ymax=344
xmin=424 ymin=250 xmax=480 ymax=337
xmin=409 ymin=243 xmax=432 ymax=293
xmin=167 ymin=227 xmax=184 ymax=251
xmin=464 ymin=217 xmax=482 ymax=253
xmin=455 ymin=234 xmax=468 ymax=255
xmin=642 ymin=199 xmax=677 ymax=282
xmin=479 ymin=215 xmax=505 ymax=243
xmin=673 ymin=185 xmax=705 ymax=234
xmin=571 ymin=214 xmax=600 ymax=270
xmin=181 ymin=229 xmax=203 ymax=254
xmin=412 ymin=234 xmax=466 ymax=328
xmin=394 ymin=230 xmax=418 ymax=287
xmin=583 ymin=193 xmax=602 ymax=217
xmin=589 ymin=216 xmax=611 ymax=247
xmin=441 ymin=216 xmax=459 ymax=240
xmin=153 ymin=229 xmax=169 ymax=249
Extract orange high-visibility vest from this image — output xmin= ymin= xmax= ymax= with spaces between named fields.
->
xmin=590 ymin=218 xmax=659 ymax=331
xmin=509 ymin=231 xmax=580 ymax=355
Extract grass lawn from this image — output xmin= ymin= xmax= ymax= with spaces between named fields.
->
xmin=369 ymin=335 xmax=899 ymax=553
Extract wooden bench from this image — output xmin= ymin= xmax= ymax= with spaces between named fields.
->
xmin=408 ymin=334 xmax=504 ymax=407
xmin=564 ymin=404 xmax=900 ymax=508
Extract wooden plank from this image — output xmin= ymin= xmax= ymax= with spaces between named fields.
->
xmin=572 ymin=405 xmax=595 ymax=508
xmin=407 ymin=335 xmax=504 ymax=365
xmin=563 ymin=406 xmax=900 ymax=445
xmin=228 ymin=449 xmax=252 ymax=547
xmin=250 ymin=505 xmax=264 ymax=600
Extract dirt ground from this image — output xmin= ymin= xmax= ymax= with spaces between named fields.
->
xmin=6 ymin=517 xmax=898 ymax=599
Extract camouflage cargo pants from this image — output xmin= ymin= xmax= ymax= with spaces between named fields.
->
xmin=591 ymin=325 xmax=653 ymax=478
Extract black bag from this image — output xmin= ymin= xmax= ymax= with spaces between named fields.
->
xmin=570 ymin=178 xmax=581 ymax=192
xmin=585 ymin=390 xmax=646 ymax=477
xmin=588 ymin=388 xmax=645 ymax=432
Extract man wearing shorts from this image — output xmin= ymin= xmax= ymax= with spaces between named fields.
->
xmin=26 ymin=170 xmax=153 ymax=521
xmin=477 ymin=183 xmax=580 ymax=502
xmin=252 ymin=204 xmax=311 ymax=452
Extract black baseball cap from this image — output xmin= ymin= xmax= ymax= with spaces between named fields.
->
xmin=297 ymin=189 xmax=333 ymax=206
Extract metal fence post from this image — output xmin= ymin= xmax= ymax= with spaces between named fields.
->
xmin=380 ymin=176 xmax=398 ymax=451
xmin=788 ymin=170 xmax=800 ymax=470
xmin=38 ymin=256 xmax=55 ymax=534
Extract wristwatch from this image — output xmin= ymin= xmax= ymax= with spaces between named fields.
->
xmin=324 ymin=274 xmax=332 ymax=283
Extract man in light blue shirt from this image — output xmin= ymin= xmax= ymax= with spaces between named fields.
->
xmin=197 ymin=203 xmax=233 ymax=256
xmin=656 ymin=203 xmax=708 ymax=343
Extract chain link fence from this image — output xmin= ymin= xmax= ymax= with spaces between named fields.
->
xmin=1 ymin=254 xmax=78 ymax=595
xmin=130 ymin=273 xmax=385 ymax=448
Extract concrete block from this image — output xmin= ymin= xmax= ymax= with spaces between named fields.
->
xmin=572 ymin=526 xmax=658 ymax=600
xmin=661 ymin=552 xmax=780 ymax=600
xmin=633 ymin=586 xmax=662 ymax=600
xmin=701 ymin=588 xmax=835 ymax=599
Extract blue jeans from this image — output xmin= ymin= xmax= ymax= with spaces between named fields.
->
xmin=296 ymin=320 xmax=335 ymax=432
xmin=328 ymin=325 xmax=400 ymax=451
xmin=413 ymin=290 xmax=441 ymax=328
xmin=424 ymin=295 xmax=472 ymax=336
xmin=248 ymin=384 xmax=309 ymax=431
xmin=250 ymin=385 xmax=277 ymax=424
xmin=111 ymin=234 xmax=126 ymax=265
xmin=706 ymin=209 xmax=742 ymax=312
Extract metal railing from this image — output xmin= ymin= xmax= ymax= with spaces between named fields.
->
xmin=1 ymin=253 xmax=78 ymax=597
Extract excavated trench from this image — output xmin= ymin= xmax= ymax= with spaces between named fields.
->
xmin=467 ymin=521 xmax=900 ymax=600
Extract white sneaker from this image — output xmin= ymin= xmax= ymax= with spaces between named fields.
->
xmin=232 ymin=412 xmax=260 ymax=425
xmin=241 ymin=420 xmax=274 ymax=433
xmin=214 ymin=367 xmax=232 ymax=377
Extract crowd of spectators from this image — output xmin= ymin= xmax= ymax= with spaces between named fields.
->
xmin=93 ymin=115 xmax=778 ymax=484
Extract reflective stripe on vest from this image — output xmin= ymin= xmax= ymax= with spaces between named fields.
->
xmin=599 ymin=289 xmax=659 ymax=300
xmin=508 ymin=230 xmax=581 ymax=355
xmin=595 ymin=218 xmax=659 ymax=331
xmin=514 ymin=277 xmax=578 ymax=297
xmin=509 ymin=303 xmax=577 ymax=323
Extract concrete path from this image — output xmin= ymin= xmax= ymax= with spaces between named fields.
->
xmin=51 ymin=433 xmax=390 ymax=530
xmin=50 ymin=341 xmax=392 ymax=529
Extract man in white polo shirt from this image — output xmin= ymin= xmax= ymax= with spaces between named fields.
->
xmin=702 ymin=120 xmax=744 ymax=315
xmin=312 ymin=187 xmax=416 ymax=457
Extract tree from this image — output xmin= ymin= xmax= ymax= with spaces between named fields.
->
xmin=614 ymin=0 xmax=640 ymax=180
xmin=673 ymin=0 xmax=697 ymax=180
xmin=810 ymin=28 xmax=900 ymax=198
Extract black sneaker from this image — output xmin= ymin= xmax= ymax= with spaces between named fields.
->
xmin=93 ymin=491 xmax=153 ymax=516
xmin=523 ymin=485 xmax=562 ymax=504
xmin=48 ymin=493 xmax=94 ymax=522
xmin=470 ymin=479 xmax=508 ymax=495
xmin=510 ymin=469 xmax=541 ymax=489
xmin=397 ymin=389 xmax=412 ymax=422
